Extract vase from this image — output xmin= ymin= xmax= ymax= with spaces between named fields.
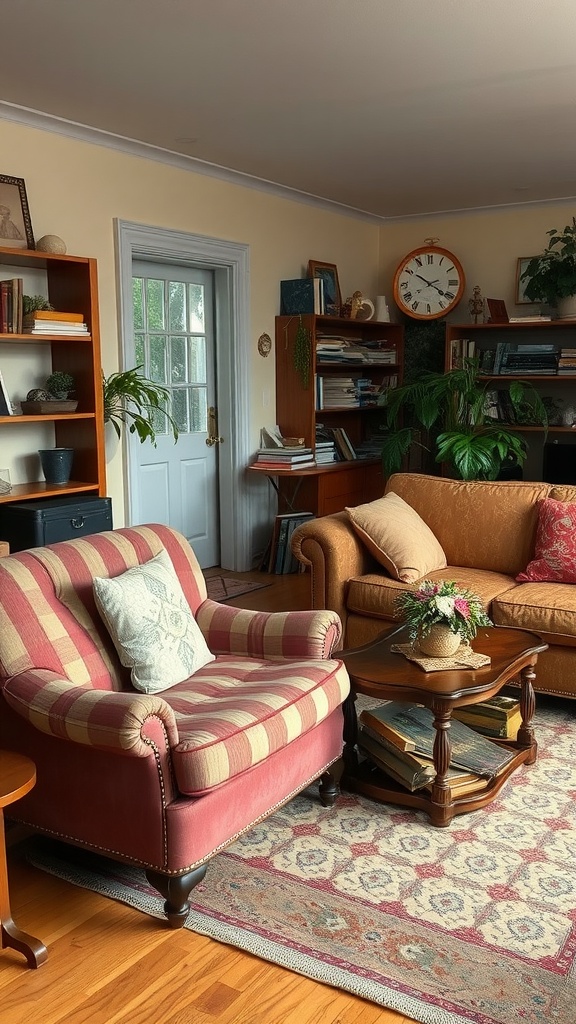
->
xmin=418 ymin=624 xmax=462 ymax=658
xmin=555 ymin=295 xmax=576 ymax=320
xmin=38 ymin=448 xmax=74 ymax=486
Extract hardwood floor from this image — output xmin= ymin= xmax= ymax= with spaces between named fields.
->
xmin=2 ymin=569 xmax=415 ymax=1024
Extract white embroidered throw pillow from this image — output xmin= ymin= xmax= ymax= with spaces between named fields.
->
xmin=93 ymin=548 xmax=214 ymax=693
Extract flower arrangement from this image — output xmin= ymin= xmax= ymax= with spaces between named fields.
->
xmin=395 ymin=580 xmax=492 ymax=644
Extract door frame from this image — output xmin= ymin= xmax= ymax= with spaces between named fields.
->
xmin=114 ymin=219 xmax=252 ymax=570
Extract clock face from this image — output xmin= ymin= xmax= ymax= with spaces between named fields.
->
xmin=393 ymin=246 xmax=465 ymax=320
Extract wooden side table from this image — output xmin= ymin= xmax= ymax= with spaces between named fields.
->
xmin=1 ymin=751 xmax=47 ymax=967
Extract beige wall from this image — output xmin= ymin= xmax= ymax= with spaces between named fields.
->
xmin=0 ymin=119 xmax=380 ymax=525
xmin=379 ymin=204 xmax=576 ymax=322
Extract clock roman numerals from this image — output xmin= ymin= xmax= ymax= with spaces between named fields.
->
xmin=393 ymin=246 xmax=465 ymax=319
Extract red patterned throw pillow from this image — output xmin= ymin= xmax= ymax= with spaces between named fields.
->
xmin=516 ymin=498 xmax=576 ymax=583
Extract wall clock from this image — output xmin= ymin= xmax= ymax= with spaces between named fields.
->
xmin=393 ymin=241 xmax=465 ymax=320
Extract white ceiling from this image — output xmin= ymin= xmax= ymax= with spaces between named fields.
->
xmin=2 ymin=0 xmax=576 ymax=220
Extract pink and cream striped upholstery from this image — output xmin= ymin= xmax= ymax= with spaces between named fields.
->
xmin=0 ymin=524 xmax=348 ymax=792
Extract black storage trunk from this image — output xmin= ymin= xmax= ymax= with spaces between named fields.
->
xmin=0 ymin=496 xmax=113 ymax=552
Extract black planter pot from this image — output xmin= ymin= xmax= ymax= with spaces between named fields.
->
xmin=38 ymin=448 xmax=74 ymax=486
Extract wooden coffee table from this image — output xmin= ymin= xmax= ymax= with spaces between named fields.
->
xmin=340 ymin=625 xmax=548 ymax=827
xmin=1 ymin=751 xmax=47 ymax=967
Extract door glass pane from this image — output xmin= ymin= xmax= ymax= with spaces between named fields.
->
xmin=133 ymin=279 xmax=144 ymax=330
xmin=188 ymin=284 xmax=205 ymax=332
xmin=170 ymin=336 xmax=187 ymax=383
xmin=172 ymin=389 xmax=189 ymax=433
xmin=149 ymin=336 xmax=167 ymax=383
xmin=190 ymin=387 xmax=207 ymax=432
xmin=190 ymin=337 xmax=207 ymax=383
xmin=168 ymin=281 xmax=186 ymax=332
xmin=146 ymin=279 xmax=165 ymax=330
xmin=152 ymin=406 xmax=168 ymax=437
xmin=134 ymin=333 xmax=145 ymax=366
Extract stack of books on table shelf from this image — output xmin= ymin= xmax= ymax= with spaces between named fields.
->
xmin=267 ymin=511 xmax=315 ymax=574
xmin=358 ymin=701 xmax=515 ymax=794
xmin=254 ymin=447 xmax=315 ymax=470
xmin=314 ymin=439 xmax=338 ymax=464
xmin=452 ymin=695 xmax=522 ymax=739
xmin=22 ymin=310 xmax=89 ymax=335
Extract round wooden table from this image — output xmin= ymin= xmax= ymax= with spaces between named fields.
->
xmin=0 ymin=751 xmax=47 ymax=967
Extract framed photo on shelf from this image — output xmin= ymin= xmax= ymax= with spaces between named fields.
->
xmin=516 ymin=257 xmax=536 ymax=304
xmin=486 ymin=298 xmax=509 ymax=323
xmin=307 ymin=260 xmax=341 ymax=316
xmin=0 ymin=174 xmax=35 ymax=250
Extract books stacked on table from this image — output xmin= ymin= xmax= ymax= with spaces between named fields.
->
xmin=452 ymin=695 xmax=521 ymax=739
xmin=22 ymin=310 xmax=89 ymax=335
xmin=358 ymin=701 xmax=515 ymax=794
xmin=254 ymin=446 xmax=315 ymax=470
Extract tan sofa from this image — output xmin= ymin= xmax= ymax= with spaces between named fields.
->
xmin=292 ymin=473 xmax=576 ymax=699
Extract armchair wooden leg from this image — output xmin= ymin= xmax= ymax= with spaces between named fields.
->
xmin=318 ymin=758 xmax=344 ymax=807
xmin=145 ymin=865 xmax=207 ymax=928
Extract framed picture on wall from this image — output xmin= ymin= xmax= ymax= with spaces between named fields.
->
xmin=0 ymin=174 xmax=35 ymax=250
xmin=307 ymin=260 xmax=341 ymax=316
xmin=516 ymin=257 xmax=536 ymax=304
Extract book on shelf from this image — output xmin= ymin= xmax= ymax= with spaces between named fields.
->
xmin=0 ymin=277 xmax=23 ymax=333
xmin=268 ymin=511 xmax=315 ymax=574
xmin=359 ymin=728 xmax=485 ymax=794
xmin=23 ymin=322 xmax=89 ymax=334
xmin=452 ymin=695 xmax=522 ymax=739
xmin=332 ymin=426 xmax=357 ymax=461
xmin=23 ymin=309 xmax=84 ymax=323
xmin=280 ymin=278 xmax=323 ymax=316
xmin=359 ymin=702 xmax=515 ymax=778
xmin=508 ymin=315 xmax=552 ymax=322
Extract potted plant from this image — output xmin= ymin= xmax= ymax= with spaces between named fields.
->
xmin=45 ymin=371 xmax=74 ymax=399
xmin=102 ymin=366 xmax=179 ymax=446
xmin=521 ymin=218 xmax=576 ymax=318
xmin=379 ymin=357 xmax=547 ymax=481
xmin=395 ymin=579 xmax=492 ymax=657
xmin=23 ymin=372 xmax=78 ymax=413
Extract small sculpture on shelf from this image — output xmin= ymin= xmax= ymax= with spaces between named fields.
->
xmin=468 ymin=285 xmax=485 ymax=324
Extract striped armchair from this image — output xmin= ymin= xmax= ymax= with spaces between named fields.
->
xmin=0 ymin=524 xmax=350 ymax=927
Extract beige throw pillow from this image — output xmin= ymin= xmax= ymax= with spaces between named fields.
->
xmin=93 ymin=548 xmax=214 ymax=693
xmin=345 ymin=491 xmax=447 ymax=583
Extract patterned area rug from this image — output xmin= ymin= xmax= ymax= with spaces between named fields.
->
xmin=204 ymin=574 xmax=270 ymax=602
xmin=28 ymin=701 xmax=576 ymax=1024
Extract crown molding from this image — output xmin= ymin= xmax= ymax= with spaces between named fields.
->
xmin=0 ymin=101 xmax=382 ymax=225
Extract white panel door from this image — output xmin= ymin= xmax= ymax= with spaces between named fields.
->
xmin=129 ymin=261 xmax=219 ymax=567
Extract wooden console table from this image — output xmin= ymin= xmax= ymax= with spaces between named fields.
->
xmin=1 ymin=751 xmax=47 ymax=967
xmin=248 ymin=458 xmax=384 ymax=517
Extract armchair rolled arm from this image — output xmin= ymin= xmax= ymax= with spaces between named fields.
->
xmin=291 ymin=513 xmax=376 ymax=634
xmin=196 ymin=600 xmax=342 ymax=659
xmin=3 ymin=669 xmax=179 ymax=755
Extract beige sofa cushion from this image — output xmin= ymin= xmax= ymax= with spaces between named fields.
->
xmin=492 ymin=581 xmax=576 ymax=637
xmin=345 ymin=492 xmax=447 ymax=584
xmin=347 ymin=566 xmax=517 ymax=622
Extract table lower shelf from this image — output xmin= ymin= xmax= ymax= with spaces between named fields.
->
xmin=343 ymin=742 xmax=535 ymax=827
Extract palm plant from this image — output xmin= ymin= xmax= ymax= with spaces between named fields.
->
xmin=380 ymin=358 xmax=547 ymax=481
xmin=102 ymin=366 xmax=178 ymax=446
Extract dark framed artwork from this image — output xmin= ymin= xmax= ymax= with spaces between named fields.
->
xmin=307 ymin=260 xmax=341 ymax=316
xmin=0 ymin=175 xmax=35 ymax=250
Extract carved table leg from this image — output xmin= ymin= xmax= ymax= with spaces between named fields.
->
xmin=342 ymin=691 xmax=359 ymax=774
xmin=518 ymin=663 xmax=538 ymax=764
xmin=428 ymin=704 xmax=454 ymax=827
xmin=0 ymin=811 xmax=47 ymax=967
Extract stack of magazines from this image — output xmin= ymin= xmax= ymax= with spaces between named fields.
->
xmin=358 ymin=702 xmax=515 ymax=793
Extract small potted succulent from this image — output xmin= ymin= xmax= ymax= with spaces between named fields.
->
xmin=395 ymin=580 xmax=492 ymax=657
xmin=23 ymin=371 xmax=78 ymax=414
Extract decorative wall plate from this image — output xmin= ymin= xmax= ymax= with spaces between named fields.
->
xmin=258 ymin=332 xmax=272 ymax=357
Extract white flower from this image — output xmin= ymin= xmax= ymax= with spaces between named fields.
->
xmin=435 ymin=596 xmax=455 ymax=618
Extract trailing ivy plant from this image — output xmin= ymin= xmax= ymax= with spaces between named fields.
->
xmin=102 ymin=366 xmax=179 ymax=446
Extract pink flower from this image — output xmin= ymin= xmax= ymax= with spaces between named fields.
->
xmin=454 ymin=597 xmax=470 ymax=619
